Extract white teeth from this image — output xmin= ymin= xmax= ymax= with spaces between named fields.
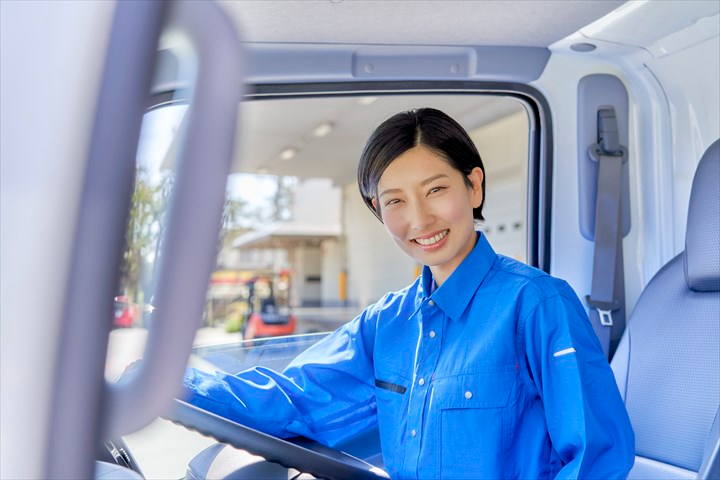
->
xmin=415 ymin=230 xmax=448 ymax=246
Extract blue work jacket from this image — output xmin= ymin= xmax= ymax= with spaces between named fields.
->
xmin=184 ymin=233 xmax=635 ymax=479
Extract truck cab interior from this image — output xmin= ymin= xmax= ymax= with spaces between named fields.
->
xmin=1 ymin=1 xmax=718 ymax=479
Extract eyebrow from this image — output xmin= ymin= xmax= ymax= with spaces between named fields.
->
xmin=378 ymin=173 xmax=449 ymax=198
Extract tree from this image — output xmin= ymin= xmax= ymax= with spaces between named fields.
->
xmin=120 ymin=170 xmax=290 ymax=302
xmin=273 ymin=175 xmax=296 ymax=221
xmin=217 ymin=195 xmax=253 ymax=265
xmin=120 ymin=169 xmax=172 ymax=303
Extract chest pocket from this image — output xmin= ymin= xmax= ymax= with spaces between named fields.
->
xmin=433 ymin=368 xmax=517 ymax=480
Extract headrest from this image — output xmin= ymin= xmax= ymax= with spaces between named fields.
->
xmin=685 ymin=139 xmax=720 ymax=292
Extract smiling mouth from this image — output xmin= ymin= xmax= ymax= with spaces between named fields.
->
xmin=412 ymin=229 xmax=449 ymax=246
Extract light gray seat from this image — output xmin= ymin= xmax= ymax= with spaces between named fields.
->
xmin=611 ymin=139 xmax=720 ymax=479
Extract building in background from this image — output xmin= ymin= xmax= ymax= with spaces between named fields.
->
xmin=217 ymin=104 xmax=528 ymax=314
xmin=227 ymin=178 xmax=343 ymax=308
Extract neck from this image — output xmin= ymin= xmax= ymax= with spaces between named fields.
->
xmin=429 ymin=232 xmax=478 ymax=287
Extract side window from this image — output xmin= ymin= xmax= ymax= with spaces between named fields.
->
xmin=110 ymin=93 xmax=534 ymax=479
xmin=106 ymin=94 xmax=531 ymax=379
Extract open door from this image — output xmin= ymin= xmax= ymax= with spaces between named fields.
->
xmin=1 ymin=1 xmax=245 ymax=478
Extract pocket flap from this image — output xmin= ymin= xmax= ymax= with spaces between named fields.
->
xmin=433 ymin=369 xmax=516 ymax=409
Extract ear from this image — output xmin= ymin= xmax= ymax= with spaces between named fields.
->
xmin=467 ymin=167 xmax=484 ymax=208
xmin=371 ymin=197 xmax=378 ymax=211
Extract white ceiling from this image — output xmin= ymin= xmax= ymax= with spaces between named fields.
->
xmin=233 ymin=94 xmax=524 ymax=182
xmin=217 ymin=0 xmax=626 ymax=47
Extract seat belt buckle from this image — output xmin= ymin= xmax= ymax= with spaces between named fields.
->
xmin=585 ymin=295 xmax=620 ymax=327
xmin=597 ymin=308 xmax=614 ymax=326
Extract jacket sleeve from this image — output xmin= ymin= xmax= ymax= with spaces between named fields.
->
xmin=521 ymin=284 xmax=635 ymax=480
xmin=182 ymin=303 xmax=380 ymax=447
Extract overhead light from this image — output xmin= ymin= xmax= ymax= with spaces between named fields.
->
xmin=280 ymin=148 xmax=297 ymax=161
xmin=571 ymin=43 xmax=597 ymax=52
xmin=357 ymin=96 xmax=378 ymax=106
xmin=312 ymin=121 xmax=334 ymax=138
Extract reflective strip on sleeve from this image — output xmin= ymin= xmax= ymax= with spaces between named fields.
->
xmin=553 ymin=347 xmax=576 ymax=358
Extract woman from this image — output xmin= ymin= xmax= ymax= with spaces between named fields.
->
xmin=184 ymin=108 xmax=635 ymax=479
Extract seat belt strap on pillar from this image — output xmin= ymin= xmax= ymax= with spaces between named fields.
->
xmin=585 ymin=108 xmax=627 ymax=361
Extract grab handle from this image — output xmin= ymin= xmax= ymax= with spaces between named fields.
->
xmin=104 ymin=0 xmax=244 ymax=438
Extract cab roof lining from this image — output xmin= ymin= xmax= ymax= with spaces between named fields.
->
xmin=215 ymin=0 xmax=627 ymax=47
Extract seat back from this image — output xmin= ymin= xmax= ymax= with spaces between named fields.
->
xmin=611 ymin=139 xmax=720 ymax=479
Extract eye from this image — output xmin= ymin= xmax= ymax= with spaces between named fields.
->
xmin=427 ymin=186 xmax=447 ymax=195
xmin=384 ymin=198 xmax=402 ymax=207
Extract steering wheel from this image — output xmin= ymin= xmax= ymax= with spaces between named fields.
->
xmin=164 ymin=399 xmax=390 ymax=480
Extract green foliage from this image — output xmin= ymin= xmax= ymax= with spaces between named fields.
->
xmin=119 ymin=170 xmax=258 ymax=303
xmin=120 ymin=169 xmax=173 ymax=302
xmin=224 ymin=311 xmax=245 ymax=333
xmin=119 ymin=167 xmax=296 ymax=308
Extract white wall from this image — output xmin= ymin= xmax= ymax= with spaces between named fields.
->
xmin=343 ymin=185 xmax=417 ymax=308
xmin=294 ymin=177 xmax=342 ymax=224
xmin=294 ymin=178 xmax=343 ymax=306
xmin=321 ymin=238 xmax=342 ymax=305
xmin=645 ymin=34 xmax=720 ymax=254
xmin=290 ymin=245 xmax=323 ymax=306
xmin=471 ymin=111 xmax=529 ymax=262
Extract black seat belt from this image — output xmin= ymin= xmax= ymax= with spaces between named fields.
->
xmin=585 ymin=107 xmax=627 ymax=361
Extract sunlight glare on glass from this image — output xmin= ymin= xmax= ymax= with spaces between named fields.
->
xmin=136 ymin=104 xmax=188 ymax=183
xmin=226 ymin=173 xmax=279 ymax=227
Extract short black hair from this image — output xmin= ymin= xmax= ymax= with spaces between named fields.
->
xmin=357 ymin=107 xmax=485 ymax=222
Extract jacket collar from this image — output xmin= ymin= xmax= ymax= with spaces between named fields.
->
xmin=421 ymin=232 xmax=497 ymax=322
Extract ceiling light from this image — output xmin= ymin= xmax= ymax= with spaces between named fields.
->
xmin=312 ymin=121 xmax=334 ymax=138
xmin=280 ymin=148 xmax=297 ymax=161
xmin=357 ymin=96 xmax=378 ymax=106
xmin=571 ymin=43 xmax=596 ymax=52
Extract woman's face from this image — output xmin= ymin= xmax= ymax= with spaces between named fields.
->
xmin=374 ymin=146 xmax=484 ymax=286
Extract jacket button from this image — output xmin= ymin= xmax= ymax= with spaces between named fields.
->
xmin=428 ymin=299 xmax=435 ymax=307
xmin=429 ymin=331 xmax=436 ymax=338
xmin=418 ymin=378 xmax=425 ymax=386
xmin=411 ymin=429 xmax=417 ymax=437
xmin=464 ymin=391 xmax=473 ymax=399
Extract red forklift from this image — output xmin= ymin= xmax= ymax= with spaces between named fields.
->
xmin=243 ymin=273 xmax=297 ymax=340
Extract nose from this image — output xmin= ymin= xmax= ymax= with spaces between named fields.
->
xmin=409 ymin=199 xmax=434 ymax=231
